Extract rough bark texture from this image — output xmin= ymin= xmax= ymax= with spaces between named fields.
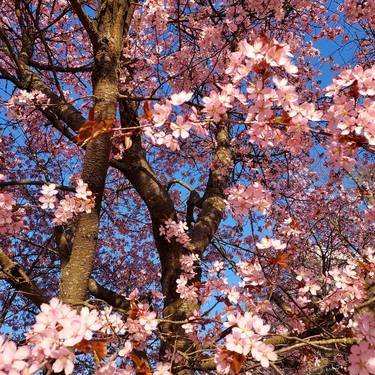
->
xmin=60 ymin=0 xmax=133 ymax=305
xmin=115 ymin=105 xmax=233 ymax=372
xmin=0 ymin=250 xmax=48 ymax=306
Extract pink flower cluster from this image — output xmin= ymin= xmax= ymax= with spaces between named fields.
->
xmin=296 ymin=268 xmax=321 ymax=297
xmin=176 ymin=254 xmax=200 ymax=302
xmin=153 ymin=362 xmax=172 ymax=375
xmin=215 ymin=312 xmax=277 ymax=373
xmin=159 ymin=218 xmax=190 ymax=245
xmin=225 ymin=37 xmax=298 ymax=84
xmin=356 ymin=313 xmax=375 ymax=346
xmin=39 ymin=180 xmax=95 ymax=224
xmin=8 ymin=90 xmax=49 ymax=109
xmin=7 ymin=90 xmax=50 ymax=121
xmin=0 ymin=336 xmax=30 ymax=375
xmin=321 ymin=263 xmax=366 ymax=315
xmin=39 ymin=184 xmax=59 ymax=209
xmin=256 ymin=237 xmax=286 ymax=250
xmin=325 ymin=65 xmax=375 ymax=147
xmin=123 ymin=302 xmax=158 ymax=349
xmin=141 ymin=91 xmax=195 ymax=149
xmin=0 ymin=297 xmax=159 ymax=374
xmin=0 ymin=192 xmax=25 ymax=235
xmin=226 ymin=182 xmax=271 ymax=218
xmin=350 ymin=314 xmax=375 ymax=374
xmin=349 ymin=342 xmax=375 ymax=375
xmin=237 ymin=260 xmax=265 ymax=287
xmin=26 ymin=298 xmax=103 ymax=374
xmin=202 ymin=90 xmax=233 ymax=122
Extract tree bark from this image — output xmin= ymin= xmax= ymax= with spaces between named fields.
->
xmin=60 ymin=0 xmax=134 ymax=305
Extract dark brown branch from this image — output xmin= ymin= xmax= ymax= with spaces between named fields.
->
xmin=187 ymin=124 xmax=233 ymax=253
xmin=28 ymin=59 xmax=93 ymax=73
xmin=88 ymin=278 xmax=131 ymax=311
xmin=0 ymin=250 xmax=48 ymax=307
xmin=0 ymin=180 xmax=75 ymax=192
xmin=68 ymin=0 xmax=99 ymax=48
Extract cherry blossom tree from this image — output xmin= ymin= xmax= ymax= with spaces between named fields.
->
xmin=0 ymin=0 xmax=374 ymax=374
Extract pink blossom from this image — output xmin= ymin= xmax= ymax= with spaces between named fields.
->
xmin=237 ymin=260 xmax=265 ymax=286
xmin=265 ymin=40 xmax=298 ymax=74
xmin=153 ymin=102 xmax=172 ymax=126
xmin=118 ymin=341 xmax=133 ymax=357
xmin=170 ymin=116 xmax=191 ymax=139
xmin=39 ymin=183 xmax=58 ymax=209
xmin=240 ymin=38 xmax=265 ymax=61
xmin=226 ymin=286 xmax=240 ymax=304
xmin=8 ymin=89 xmax=49 ymax=110
xmin=138 ymin=310 xmax=158 ymax=334
xmin=51 ymin=347 xmax=75 ymax=375
xmin=32 ymin=298 xmax=71 ymax=333
xmin=170 ymin=91 xmax=193 ymax=106
xmin=202 ymin=91 xmax=232 ymax=122
xmin=52 ymin=181 xmax=94 ymax=225
xmin=154 ymin=362 xmax=172 ymax=375
xmin=214 ymin=347 xmax=232 ymax=374
xmin=349 ymin=342 xmax=375 ymax=375
xmin=160 ymin=219 xmax=190 ymax=245
xmin=356 ymin=313 xmax=375 ymax=345
xmin=0 ymin=193 xmax=14 ymax=210
xmin=176 ymin=275 xmax=199 ymax=302
xmin=100 ymin=307 xmax=126 ymax=335
xmin=223 ymin=312 xmax=270 ymax=357
xmin=251 ymin=341 xmax=277 ymax=368
xmin=256 ymin=237 xmax=286 ymax=250
xmin=163 ymin=134 xmax=180 ymax=151
xmin=59 ymin=307 xmax=101 ymax=346
xmin=75 ymin=179 xmax=92 ymax=200
xmin=209 ymin=261 xmax=225 ymax=273
xmin=0 ymin=192 xmax=25 ymax=234
xmin=224 ymin=328 xmax=252 ymax=355
xmin=0 ymin=336 xmax=30 ymax=375
xmin=226 ymin=182 xmax=271 ymax=216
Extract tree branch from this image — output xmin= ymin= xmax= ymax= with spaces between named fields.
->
xmin=0 ymin=250 xmax=48 ymax=307
xmin=68 ymin=0 xmax=99 ymax=48
xmin=28 ymin=59 xmax=93 ymax=73
xmin=0 ymin=180 xmax=75 ymax=192
xmin=187 ymin=123 xmax=233 ymax=253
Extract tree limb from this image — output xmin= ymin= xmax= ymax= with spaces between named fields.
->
xmin=0 ymin=250 xmax=48 ymax=307
xmin=68 ymin=0 xmax=99 ymax=48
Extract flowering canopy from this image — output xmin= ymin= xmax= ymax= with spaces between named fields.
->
xmin=0 ymin=0 xmax=374 ymax=374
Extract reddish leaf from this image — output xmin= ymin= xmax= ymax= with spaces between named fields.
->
xmin=74 ymin=339 xmax=108 ymax=366
xmin=75 ymin=118 xmax=115 ymax=146
xmin=128 ymin=301 xmax=140 ymax=319
xmin=229 ymin=352 xmax=246 ymax=374
xmin=75 ymin=339 xmax=92 ymax=354
xmin=129 ymin=352 xmax=152 ymax=375
xmin=88 ymin=106 xmax=95 ymax=121
xmin=144 ymin=102 xmax=153 ymax=118
xmin=91 ymin=340 xmax=107 ymax=361
xmin=271 ymin=252 xmax=289 ymax=269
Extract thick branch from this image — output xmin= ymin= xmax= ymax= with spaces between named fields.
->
xmin=115 ymin=100 xmax=180 ymax=304
xmin=184 ymin=337 xmax=357 ymax=372
xmin=88 ymin=278 xmax=131 ymax=311
xmin=68 ymin=0 xmax=99 ymax=48
xmin=60 ymin=0 xmax=134 ymax=306
xmin=187 ymin=124 xmax=232 ymax=253
xmin=0 ymin=250 xmax=47 ymax=306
